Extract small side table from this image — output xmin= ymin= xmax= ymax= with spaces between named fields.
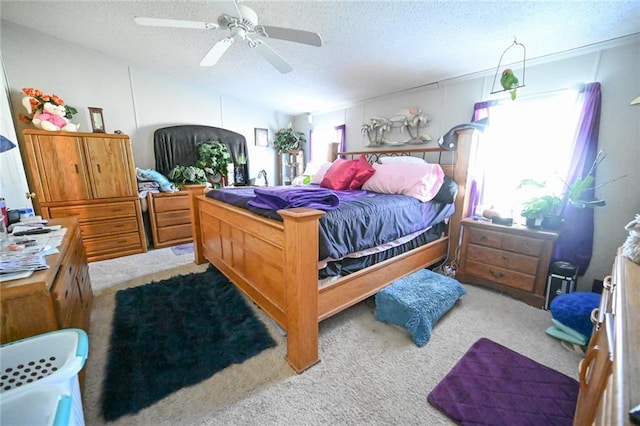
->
xmin=457 ymin=218 xmax=559 ymax=308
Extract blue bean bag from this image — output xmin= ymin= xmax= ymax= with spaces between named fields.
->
xmin=375 ymin=269 xmax=466 ymax=347
xmin=546 ymin=292 xmax=600 ymax=345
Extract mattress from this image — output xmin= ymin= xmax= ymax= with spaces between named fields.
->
xmin=206 ymin=186 xmax=454 ymax=261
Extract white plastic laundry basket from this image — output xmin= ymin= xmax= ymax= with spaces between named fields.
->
xmin=0 ymin=328 xmax=88 ymax=426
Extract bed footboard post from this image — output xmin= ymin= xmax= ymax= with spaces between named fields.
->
xmin=279 ymin=207 xmax=325 ymax=373
xmin=449 ymin=129 xmax=480 ymax=262
xmin=186 ymin=184 xmax=208 ymax=265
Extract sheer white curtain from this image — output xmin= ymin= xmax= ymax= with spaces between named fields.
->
xmin=474 ymin=90 xmax=580 ymax=220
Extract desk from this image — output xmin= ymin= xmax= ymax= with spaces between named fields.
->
xmin=0 ymin=217 xmax=92 ymax=343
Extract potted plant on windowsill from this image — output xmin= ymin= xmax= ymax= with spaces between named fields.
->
xmin=519 ymin=151 xmax=625 ymax=230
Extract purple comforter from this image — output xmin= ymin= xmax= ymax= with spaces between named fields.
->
xmin=247 ymin=186 xmax=370 ymax=211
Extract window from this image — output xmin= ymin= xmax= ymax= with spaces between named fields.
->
xmin=473 ymin=90 xmax=580 ymax=220
xmin=310 ymin=124 xmax=345 ymax=163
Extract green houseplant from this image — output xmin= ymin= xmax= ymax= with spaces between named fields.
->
xmin=195 ymin=141 xmax=231 ymax=180
xmin=274 ymin=123 xmax=306 ymax=152
xmin=168 ymin=165 xmax=208 ymax=186
xmin=519 ymin=151 xmax=625 ymax=230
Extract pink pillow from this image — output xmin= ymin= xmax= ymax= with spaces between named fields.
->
xmin=320 ymin=158 xmax=358 ymax=190
xmin=311 ymin=162 xmax=333 ymax=184
xmin=361 ymin=162 xmax=445 ymax=202
xmin=348 ymin=155 xmax=376 ymax=190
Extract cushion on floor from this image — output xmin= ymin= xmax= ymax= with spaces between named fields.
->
xmin=549 ymin=292 xmax=600 ymax=339
xmin=375 ymin=269 xmax=466 ymax=347
xmin=545 ymin=318 xmax=589 ymax=345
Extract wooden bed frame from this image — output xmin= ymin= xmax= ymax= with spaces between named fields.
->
xmin=187 ymin=129 xmax=479 ymax=373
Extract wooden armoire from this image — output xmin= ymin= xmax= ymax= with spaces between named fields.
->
xmin=21 ymin=129 xmax=147 ymax=262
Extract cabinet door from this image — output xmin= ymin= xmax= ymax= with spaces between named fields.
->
xmin=27 ymin=134 xmax=92 ymax=202
xmin=84 ymin=137 xmax=137 ymax=198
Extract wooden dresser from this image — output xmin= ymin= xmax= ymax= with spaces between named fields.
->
xmin=457 ymin=218 xmax=558 ymax=307
xmin=573 ymin=248 xmax=640 ymax=425
xmin=21 ymin=129 xmax=147 ymax=262
xmin=147 ymin=191 xmax=193 ymax=248
xmin=0 ymin=217 xmax=92 ymax=343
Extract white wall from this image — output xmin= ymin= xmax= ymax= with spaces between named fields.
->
xmin=0 ymin=21 xmax=293 ymax=188
xmin=3 ymin=20 xmax=638 ymax=288
xmin=309 ymin=36 xmax=640 ymax=290
xmin=0 ymin=54 xmax=31 ymax=212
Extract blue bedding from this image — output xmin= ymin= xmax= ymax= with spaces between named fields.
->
xmin=207 ymin=186 xmax=454 ymax=261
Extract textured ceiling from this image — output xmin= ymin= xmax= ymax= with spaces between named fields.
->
xmin=2 ymin=1 xmax=639 ymax=115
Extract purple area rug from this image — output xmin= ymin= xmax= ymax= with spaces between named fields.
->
xmin=171 ymin=242 xmax=194 ymax=256
xmin=427 ymin=338 xmax=578 ymax=425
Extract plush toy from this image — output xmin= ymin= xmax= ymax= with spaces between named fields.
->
xmin=622 ymin=214 xmax=640 ymax=264
xmin=18 ymin=88 xmax=79 ymax=132
xmin=31 ymin=102 xmax=80 ymax=132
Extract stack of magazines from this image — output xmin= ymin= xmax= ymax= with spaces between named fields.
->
xmin=0 ymin=245 xmax=52 ymax=272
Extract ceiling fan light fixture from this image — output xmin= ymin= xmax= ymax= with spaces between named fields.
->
xmin=135 ymin=0 xmax=322 ymax=73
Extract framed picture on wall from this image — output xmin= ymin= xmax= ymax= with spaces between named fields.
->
xmin=88 ymin=107 xmax=105 ymax=133
xmin=254 ymin=128 xmax=268 ymax=147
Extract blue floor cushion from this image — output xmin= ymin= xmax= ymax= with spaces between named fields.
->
xmin=375 ymin=269 xmax=466 ymax=347
xmin=549 ymin=292 xmax=600 ymax=340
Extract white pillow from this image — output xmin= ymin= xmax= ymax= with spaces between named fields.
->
xmin=310 ymin=162 xmax=334 ymax=184
xmin=362 ymin=162 xmax=444 ymax=202
xmin=379 ymin=156 xmax=426 ymax=165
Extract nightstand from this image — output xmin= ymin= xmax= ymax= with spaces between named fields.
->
xmin=457 ymin=218 xmax=559 ymax=308
xmin=147 ymin=191 xmax=193 ymax=248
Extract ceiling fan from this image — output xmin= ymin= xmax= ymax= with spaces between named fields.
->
xmin=134 ymin=0 xmax=322 ymax=74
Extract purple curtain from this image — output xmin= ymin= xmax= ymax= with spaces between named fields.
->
xmin=552 ymin=82 xmax=601 ymax=274
xmin=468 ymin=100 xmax=500 ymax=217
xmin=335 ymin=124 xmax=346 ymax=159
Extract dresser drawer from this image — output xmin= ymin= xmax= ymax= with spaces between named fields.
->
xmin=48 ymin=201 xmax=137 ymax=221
xmin=80 ymin=217 xmax=139 ymax=237
xmin=467 ymin=244 xmax=539 ymax=275
xmin=50 ymin=258 xmax=79 ymax=327
xmin=156 ymin=210 xmax=191 ymax=228
xmin=157 ymin=224 xmax=192 ymax=243
xmin=83 ymin=232 xmax=142 ymax=255
xmin=465 ymin=260 xmax=536 ymax=292
xmin=153 ymin=193 xmax=190 ymax=213
xmin=467 ymin=227 xmax=545 ymax=256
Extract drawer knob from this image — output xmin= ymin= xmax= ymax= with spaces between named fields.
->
xmin=480 ymin=235 xmax=487 ymax=241
xmin=502 ymin=255 xmax=508 ymax=260
xmin=489 ymin=270 xmax=505 ymax=279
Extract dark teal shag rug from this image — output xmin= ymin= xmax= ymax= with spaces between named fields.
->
xmin=101 ymin=266 xmax=276 ymax=421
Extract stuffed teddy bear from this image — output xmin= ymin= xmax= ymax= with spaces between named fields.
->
xmin=31 ymin=102 xmax=80 ymax=132
xmin=622 ymin=214 xmax=640 ymax=264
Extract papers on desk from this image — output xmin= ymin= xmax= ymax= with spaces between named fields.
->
xmin=0 ymin=245 xmax=56 ymax=274
xmin=0 ymin=226 xmax=65 ymax=282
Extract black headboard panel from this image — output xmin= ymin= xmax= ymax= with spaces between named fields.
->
xmin=154 ymin=125 xmax=249 ymax=181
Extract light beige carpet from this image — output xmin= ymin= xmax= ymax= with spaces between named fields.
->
xmin=84 ymin=248 xmax=582 ymax=425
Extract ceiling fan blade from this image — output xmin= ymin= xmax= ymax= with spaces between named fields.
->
xmin=200 ymin=37 xmax=235 ymax=67
xmin=250 ymin=40 xmax=293 ymax=74
xmin=134 ymin=16 xmax=219 ymax=30
xmin=255 ymin=25 xmax=322 ymax=47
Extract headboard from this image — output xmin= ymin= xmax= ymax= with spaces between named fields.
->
xmin=154 ymin=125 xmax=249 ymax=182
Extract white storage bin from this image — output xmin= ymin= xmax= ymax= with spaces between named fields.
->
xmin=0 ymin=329 xmax=88 ymax=426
